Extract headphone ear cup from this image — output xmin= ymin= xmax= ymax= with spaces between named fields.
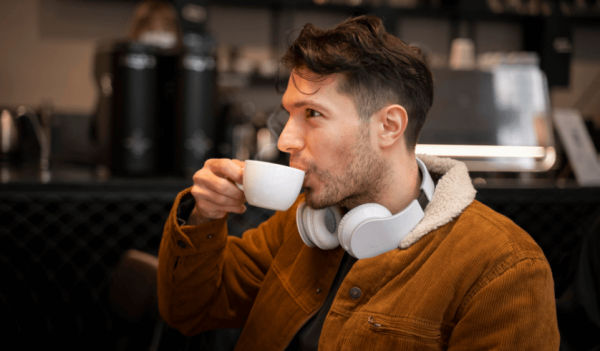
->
xmin=305 ymin=206 xmax=343 ymax=250
xmin=296 ymin=202 xmax=315 ymax=247
xmin=337 ymin=204 xmax=392 ymax=256
xmin=297 ymin=203 xmax=343 ymax=250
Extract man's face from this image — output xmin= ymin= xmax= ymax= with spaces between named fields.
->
xmin=278 ymin=71 xmax=388 ymax=210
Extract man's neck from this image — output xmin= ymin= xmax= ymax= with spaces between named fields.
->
xmin=376 ymin=155 xmax=422 ymax=215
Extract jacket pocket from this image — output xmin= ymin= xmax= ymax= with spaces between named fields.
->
xmin=366 ymin=315 xmax=443 ymax=344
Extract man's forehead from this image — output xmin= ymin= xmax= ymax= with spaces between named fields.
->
xmin=282 ymin=81 xmax=328 ymax=110
xmin=283 ymin=70 xmax=337 ymax=101
xmin=281 ymin=70 xmax=355 ymax=113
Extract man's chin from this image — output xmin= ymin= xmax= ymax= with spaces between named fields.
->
xmin=304 ymin=189 xmax=337 ymax=210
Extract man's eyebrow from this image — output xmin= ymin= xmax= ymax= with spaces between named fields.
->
xmin=281 ymin=100 xmax=330 ymax=113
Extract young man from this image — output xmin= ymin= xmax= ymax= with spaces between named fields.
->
xmin=158 ymin=15 xmax=559 ymax=350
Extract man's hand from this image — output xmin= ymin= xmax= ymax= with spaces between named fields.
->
xmin=187 ymin=159 xmax=246 ymax=226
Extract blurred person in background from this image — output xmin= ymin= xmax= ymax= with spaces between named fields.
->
xmin=128 ymin=0 xmax=182 ymax=50
xmin=157 ymin=15 xmax=560 ymax=350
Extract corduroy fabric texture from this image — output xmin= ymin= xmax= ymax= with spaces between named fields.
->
xmin=157 ymin=156 xmax=560 ymax=350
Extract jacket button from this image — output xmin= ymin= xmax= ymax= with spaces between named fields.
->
xmin=349 ymin=287 xmax=362 ymax=300
xmin=177 ymin=240 xmax=187 ymax=249
xmin=207 ymin=234 xmax=213 ymax=239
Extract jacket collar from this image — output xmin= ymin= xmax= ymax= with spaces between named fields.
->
xmin=399 ymin=155 xmax=476 ymax=249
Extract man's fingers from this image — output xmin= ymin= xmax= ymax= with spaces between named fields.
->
xmin=206 ymin=159 xmax=244 ymax=185
xmin=222 ymin=203 xmax=247 ymax=214
xmin=192 ymin=184 xmax=245 ymax=207
xmin=193 ymin=161 xmax=245 ymax=201
xmin=201 ymin=171 xmax=245 ymax=202
xmin=195 ymin=199 xmax=247 ymax=218
xmin=189 ymin=158 xmax=247 ymax=222
xmin=211 ymin=172 xmax=244 ymax=199
xmin=231 ymin=159 xmax=245 ymax=169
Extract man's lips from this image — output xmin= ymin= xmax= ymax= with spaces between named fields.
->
xmin=295 ymin=171 xmax=309 ymax=187
xmin=302 ymin=174 xmax=310 ymax=187
xmin=289 ymin=162 xmax=305 ymax=172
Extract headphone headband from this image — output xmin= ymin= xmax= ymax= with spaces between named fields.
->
xmin=416 ymin=157 xmax=435 ymax=205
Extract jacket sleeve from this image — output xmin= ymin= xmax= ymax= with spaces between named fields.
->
xmin=448 ymin=256 xmax=560 ymax=350
xmin=157 ymin=187 xmax=298 ymax=336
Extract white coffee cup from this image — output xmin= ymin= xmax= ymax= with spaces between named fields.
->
xmin=236 ymin=160 xmax=305 ymax=211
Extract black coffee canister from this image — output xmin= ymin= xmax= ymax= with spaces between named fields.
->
xmin=177 ymin=34 xmax=217 ymax=178
xmin=111 ymin=42 xmax=160 ymax=177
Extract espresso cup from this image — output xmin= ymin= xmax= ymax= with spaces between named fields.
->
xmin=236 ymin=160 xmax=305 ymax=211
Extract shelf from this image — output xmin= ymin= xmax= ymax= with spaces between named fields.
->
xmin=212 ymin=0 xmax=600 ymax=25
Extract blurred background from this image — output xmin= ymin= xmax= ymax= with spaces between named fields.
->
xmin=1 ymin=0 xmax=600 ymax=350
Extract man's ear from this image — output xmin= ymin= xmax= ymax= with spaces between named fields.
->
xmin=375 ymin=104 xmax=408 ymax=148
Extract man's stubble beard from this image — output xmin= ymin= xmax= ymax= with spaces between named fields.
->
xmin=304 ymin=124 xmax=389 ymax=210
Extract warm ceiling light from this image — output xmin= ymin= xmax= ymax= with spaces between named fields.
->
xmin=346 ymin=0 xmax=362 ymax=5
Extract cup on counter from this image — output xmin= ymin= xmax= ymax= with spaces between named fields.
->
xmin=236 ymin=160 xmax=305 ymax=211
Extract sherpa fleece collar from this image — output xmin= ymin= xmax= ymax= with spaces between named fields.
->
xmin=399 ymin=155 xmax=477 ymax=249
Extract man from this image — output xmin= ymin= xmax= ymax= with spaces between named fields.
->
xmin=158 ymin=15 xmax=560 ymax=350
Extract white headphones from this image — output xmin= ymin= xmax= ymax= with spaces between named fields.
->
xmin=296 ymin=158 xmax=435 ymax=259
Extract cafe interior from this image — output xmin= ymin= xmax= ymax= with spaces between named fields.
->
xmin=1 ymin=0 xmax=600 ymax=349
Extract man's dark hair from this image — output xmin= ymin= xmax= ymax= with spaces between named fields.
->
xmin=281 ymin=15 xmax=434 ymax=150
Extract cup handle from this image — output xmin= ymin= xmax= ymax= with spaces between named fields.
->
xmin=236 ymin=182 xmax=243 ymax=191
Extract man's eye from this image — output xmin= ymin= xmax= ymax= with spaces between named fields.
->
xmin=306 ymin=109 xmax=322 ymax=118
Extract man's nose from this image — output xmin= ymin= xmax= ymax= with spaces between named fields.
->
xmin=277 ymin=118 xmax=303 ymax=154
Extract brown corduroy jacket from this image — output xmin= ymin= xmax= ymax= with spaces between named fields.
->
xmin=158 ymin=155 xmax=560 ymax=350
